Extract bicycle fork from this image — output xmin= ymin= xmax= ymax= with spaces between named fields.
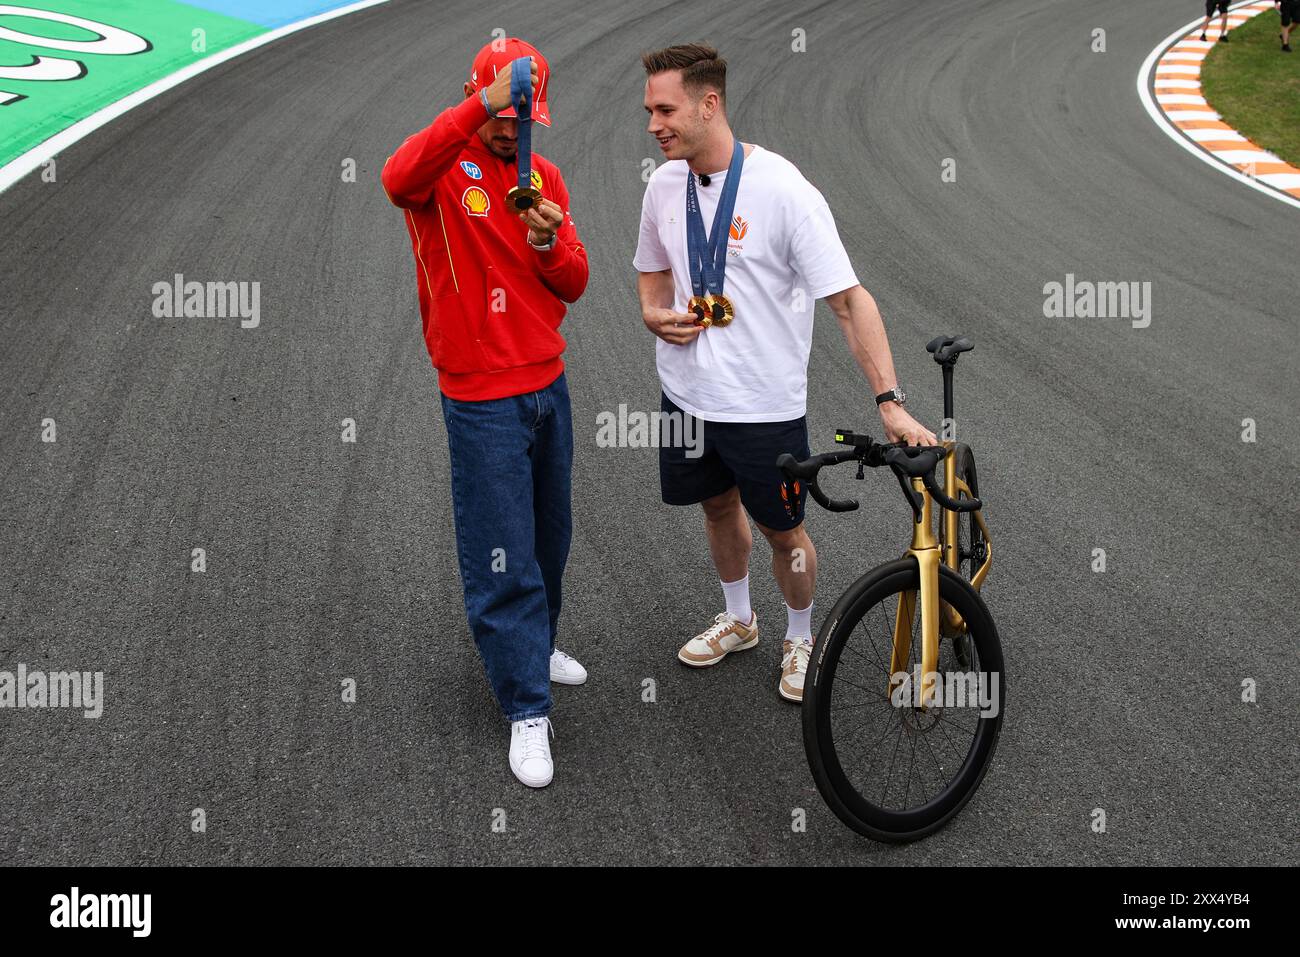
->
xmin=889 ymin=476 xmax=943 ymax=709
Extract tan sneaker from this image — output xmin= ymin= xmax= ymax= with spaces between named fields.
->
xmin=678 ymin=611 xmax=758 ymax=667
xmin=779 ymin=638 xmax=813 ymax=702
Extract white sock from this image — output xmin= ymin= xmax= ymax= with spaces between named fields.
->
xmin=785 ymin=601 xmax=813 ymax=644
xmin=720 ymin=574 xmax=752 ymax=624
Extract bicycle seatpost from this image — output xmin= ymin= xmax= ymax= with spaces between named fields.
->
xmin=942 ymin=364 xmax=954 ymax=424
xmin=926 ymin=335 xmax=974 ymax=425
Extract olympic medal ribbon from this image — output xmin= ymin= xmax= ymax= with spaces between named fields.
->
xmin=684 ymin=138 xmax=744 ymax=326
xmin=506 ymin=56 xmax=542 ymax=211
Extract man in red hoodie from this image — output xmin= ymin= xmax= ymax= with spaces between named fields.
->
xmin=382 ymin=38 xmax=589 ymax=789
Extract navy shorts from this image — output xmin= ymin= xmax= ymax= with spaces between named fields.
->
xmin=1282 ymin=0 xmax=1298 ymax=27
xmin=658 ymin=392 xmax=811 ymax=532
xmin=1205 ymin=0 xmax=1228 ymax=16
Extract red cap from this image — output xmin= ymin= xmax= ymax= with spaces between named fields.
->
xmin=469 ymin=37 xmax=552 ymax=127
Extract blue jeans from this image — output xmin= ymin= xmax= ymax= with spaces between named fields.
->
xmin=439 ymin=373 xmax=573 ymax=722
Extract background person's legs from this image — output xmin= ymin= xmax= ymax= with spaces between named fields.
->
xmin=1201 ymin=0 xmax=1227 ymax=38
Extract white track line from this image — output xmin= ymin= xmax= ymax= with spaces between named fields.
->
xmin=1137 ymin=0 xmax=1300 ymax=211
xmin=1184 ymin=129 xmax=1245 ymax=142
xmin=0 ymin=0 xmax=390 ymax=195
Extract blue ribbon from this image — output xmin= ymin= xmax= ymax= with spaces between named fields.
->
xmin=510 ymin=56 xmax=534 ymax=197
xmin=685 ymin=139 xmax=744 ymax=300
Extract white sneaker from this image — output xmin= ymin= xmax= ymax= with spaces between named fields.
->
xmin=779 ymin=638 xmax=813 ymax=702
xmin=550 ymin=649 xmax=587 ymax=685
xmin=509 ymin=716 xmax=554 ymax=788
xmin=678 ymin=611 xmax=759 ymax=667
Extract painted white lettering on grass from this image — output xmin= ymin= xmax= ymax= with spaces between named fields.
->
xmin=0 ymin=6 xmax=148 ymax=103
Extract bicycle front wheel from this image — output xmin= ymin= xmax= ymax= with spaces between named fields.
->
xmin=803 ymin=559 xmax=1005 ymax=842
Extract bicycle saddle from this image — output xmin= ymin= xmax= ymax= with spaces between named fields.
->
xmin=926 ymin=335 xmax=974 ymax=364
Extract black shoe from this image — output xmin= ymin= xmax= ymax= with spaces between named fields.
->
xmin=1285 ymin=44 xmax=1294 ymax=53
xmin=1220 ymin=33 xmax=1229 ymax=43
xmin=1200 ymin=32 xmax=1208 ymax=41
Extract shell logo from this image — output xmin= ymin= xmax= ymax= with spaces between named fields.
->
xmin=729 ymin=215 xmax=749 ymax=241
xmin=462 ymin=186 xmax=490 ymax=217
xmin=530 ymin=169 xmax=544 ymax=192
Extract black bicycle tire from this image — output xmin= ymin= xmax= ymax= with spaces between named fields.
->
xmin=951 ymin=443 xmax=985 ymax=583
xmin=802 ymin=559 xmax=1005 ymax=843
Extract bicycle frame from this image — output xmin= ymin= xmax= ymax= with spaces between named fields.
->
xmin=889 ymin=365 xmax=993 ymax=709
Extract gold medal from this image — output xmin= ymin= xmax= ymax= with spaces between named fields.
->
xmin=706 ymin=293 xmax=734 ymax=328
xmin=687 ymin=295 xmax=713 ymax=327
xmin=506 ymin=185 xmax=543 ymax=212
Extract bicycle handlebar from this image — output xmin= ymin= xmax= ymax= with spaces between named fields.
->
xmin=777 ymin=432 xmax=983 ymax=518
xmin=922 ymin=470 xmax=981 ymax=512
xmin=881 ymin=446 xmax=982 ymax=512
xmin=775 ymin=451 xmax=861 ymax=512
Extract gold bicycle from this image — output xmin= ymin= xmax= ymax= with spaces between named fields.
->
xmin=777 ymin=335 xmax=1002 ymax=842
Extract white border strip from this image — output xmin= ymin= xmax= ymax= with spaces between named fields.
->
xmin=1137 ymin=0 xmax=1300 ymax=211
xmin=0 ymin=0 xmax=390 ymax=195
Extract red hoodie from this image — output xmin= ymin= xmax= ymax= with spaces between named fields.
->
xmin=382 ymin=94 xmax=588 ymax=401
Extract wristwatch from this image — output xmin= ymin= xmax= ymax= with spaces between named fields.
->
xmin=874 ymin=387 xmax=906 ymax=407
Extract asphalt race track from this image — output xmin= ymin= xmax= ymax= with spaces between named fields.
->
xmin=1 ymin=0 xmax=1295 ymax=866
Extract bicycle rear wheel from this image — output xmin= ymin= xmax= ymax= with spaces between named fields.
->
xmin=948 ymin=443 xmax=987 ymax=584
xmin=939 ymin=443 xmax=986 ymax=666
xmin=803 ymin=559 xmax=1005 ymax=842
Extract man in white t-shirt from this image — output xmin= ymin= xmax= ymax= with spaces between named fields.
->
xmin=634 ymin=43 xmax=937 ymax=702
